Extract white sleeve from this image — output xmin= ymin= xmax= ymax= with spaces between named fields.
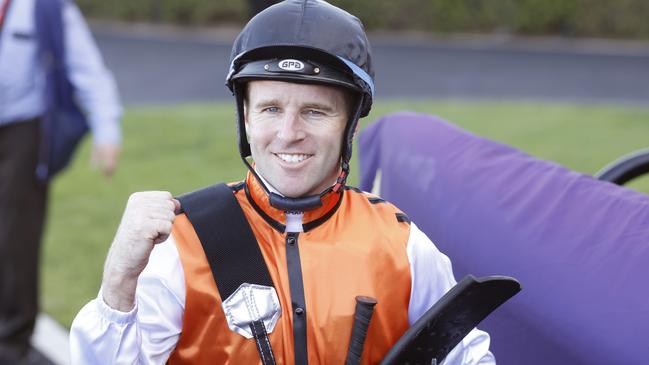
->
xmin=62 ymin=0 xmax=122 ymax=145
xmin=407 ymin=222 xmax=496 ymax=365
xmin=69 ymin=236 xmax=186 ymax=365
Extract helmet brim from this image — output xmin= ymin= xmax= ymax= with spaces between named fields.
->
xmin=229 ymin=58 xmax=362 ymax=94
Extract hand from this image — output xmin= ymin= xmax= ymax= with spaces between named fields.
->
xmin=91 ymin=143 xmax=120 ymax=177
xmin=102 ymin=191 xmax=181 ymax=311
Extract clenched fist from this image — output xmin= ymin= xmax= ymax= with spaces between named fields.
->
xmin=101 ymin=191 xmax=180 ymax=311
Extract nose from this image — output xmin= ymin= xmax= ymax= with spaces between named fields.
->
xmin=277 ymin=111 xmax=306 ymax=141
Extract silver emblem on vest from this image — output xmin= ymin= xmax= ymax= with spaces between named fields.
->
xmin=221 ymin=283 xmax=281 ymax=339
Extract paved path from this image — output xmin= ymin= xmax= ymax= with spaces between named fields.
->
xmin=32 ymin=315 xmax=66 ymax=365
xmin=90 ymin=23 xmax=649 ymax=105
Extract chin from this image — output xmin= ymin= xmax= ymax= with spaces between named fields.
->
xmin=269 ymin=176 xmax=313 ymax=198
xmin=276 ymin=181 xmax=321 ymax=198
xmin=278 ymin=187 xmax=310 ymax=198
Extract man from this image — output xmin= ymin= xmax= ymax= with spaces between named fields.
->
xmin=0 ymin=0 xmax=121 ymax=363
xmin=70 ymin=1 xmax=493 ymax=364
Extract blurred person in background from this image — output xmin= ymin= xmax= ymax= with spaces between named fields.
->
xmin=0 ymin=0 xmax=121 ymax=363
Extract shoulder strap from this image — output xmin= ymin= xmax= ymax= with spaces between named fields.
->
xmin=34 ymin=0 xmax=88 ymax=180
xmin=35 ymin=0 xmax=64 ymax=74
xmin=35 ymin=0 xmax=85 ymax=112
xmin=177 ymin=183 xmax=274 ymax=300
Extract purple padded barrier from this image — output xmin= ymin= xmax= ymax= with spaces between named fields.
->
xmin=358 ymin=112 xmax=649 ymax=365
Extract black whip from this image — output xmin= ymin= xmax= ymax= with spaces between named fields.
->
xmin=345 ymin=296 xmax=378 ymax=365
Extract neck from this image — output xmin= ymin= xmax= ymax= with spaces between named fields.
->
xmin=244 ymin=172 xmax=344 ymax=233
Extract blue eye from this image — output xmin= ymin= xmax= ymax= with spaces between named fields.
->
xmin=264 ymin=107 xmax=279 ymax=113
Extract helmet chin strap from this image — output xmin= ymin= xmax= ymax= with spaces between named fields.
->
xmin=242 ymin=149 xmax=354 ymax=211
xmin=332 ymin=161 xmax=350 ymax=193
xmin=242 ymin=156 xmax=343 ymax=212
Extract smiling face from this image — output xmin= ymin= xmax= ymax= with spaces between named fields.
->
xmin=244 ymin=80 xmax=350 ymax=198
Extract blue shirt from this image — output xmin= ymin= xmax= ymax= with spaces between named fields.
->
xmin=0 ymin=0 xmax=121 ymax=145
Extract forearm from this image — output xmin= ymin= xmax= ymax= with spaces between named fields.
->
xmin=101 ymin=269 xmax=139 ymax=312
xmin=101 ymin=239 xmax=146 ymax=312
xmin=70 ymin=238 xmax=185 ymax=365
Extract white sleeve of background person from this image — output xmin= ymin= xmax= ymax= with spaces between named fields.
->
xmin=407 ymin=222 xmax=496 ymax=365
xmin=69 ymin=236 xmax=185 ymax=365
xmin=62 ymin=0 xmax=122 ymax=145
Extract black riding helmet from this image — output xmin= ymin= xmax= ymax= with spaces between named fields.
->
xmin=226 ymin=0 xmax=375 ymax=211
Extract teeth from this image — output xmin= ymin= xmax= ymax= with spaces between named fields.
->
xmin=277 ymin=153 xmax=310 ymax=163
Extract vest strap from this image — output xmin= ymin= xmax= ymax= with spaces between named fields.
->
xmin=250 ymin=320 xmax=277 ymax=365
xmin=177 ymin=183 xmax=276 ymax=363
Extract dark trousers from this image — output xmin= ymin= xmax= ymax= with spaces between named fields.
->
xmin=0 ymin=119 xmax=47 ymax=360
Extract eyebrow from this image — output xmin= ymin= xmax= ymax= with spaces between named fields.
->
xmin=252 ymin=98 xmax=281 ymax=110
xmin=302 ymin=102 xmax=336 ymax=113
xmin=252 ymin=99 xmax=337 ymax=113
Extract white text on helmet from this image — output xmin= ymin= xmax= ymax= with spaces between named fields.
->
xmin=278 ymin=59 xmax=304 ymax=72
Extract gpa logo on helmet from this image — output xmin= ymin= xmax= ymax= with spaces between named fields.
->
xmin=278 ymin=59 xmax=304 ymax=72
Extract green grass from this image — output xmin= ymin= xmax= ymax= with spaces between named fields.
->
xmin=42 ymin=100 xmax=649 ymax=327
